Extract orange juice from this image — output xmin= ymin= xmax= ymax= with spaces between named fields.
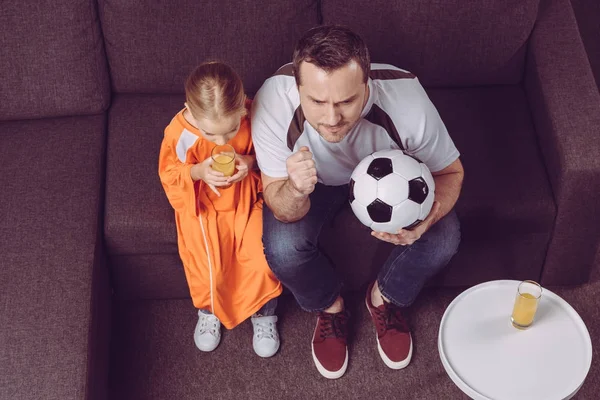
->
xmin=211 ymin=154 xmax=235 ymax=177
xmin=511 ymin=292 xmax=538 ymax=329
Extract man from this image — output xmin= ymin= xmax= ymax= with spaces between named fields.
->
xmin=251 ymin=25 xmax=463 ymax=379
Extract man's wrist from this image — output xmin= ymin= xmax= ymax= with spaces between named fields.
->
xmin=284 ymin=179 xmax=308 ymax=199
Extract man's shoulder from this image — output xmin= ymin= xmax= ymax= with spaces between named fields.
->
xmin=370 ymin=64 xmax=428 ymax=107
xmin=258 ymin=63 xmax=298 ymax=97
xmin=252 ymin=63 xmax=299 ymax=124
xmin=369 ymin=63 xmax=417 ymax=81
xmin=369 ymin=64 xmax=422 ymax=95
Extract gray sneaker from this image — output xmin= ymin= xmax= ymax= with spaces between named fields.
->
xmin=251 ymin=315 xmax=280 ymax=358
xmin=194 ymin=311 xmax=221 ymax=352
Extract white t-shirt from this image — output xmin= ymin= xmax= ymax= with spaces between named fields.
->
xmin=251 ymin=63 xmax=459 ymax=186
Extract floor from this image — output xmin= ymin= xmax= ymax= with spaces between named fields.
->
xmin=109 ymin=278 xmax=599 ymax=400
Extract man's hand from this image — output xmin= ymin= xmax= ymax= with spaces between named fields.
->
xmin=286 ymin=146 xmax=318 ymax=196
xmin=371 ymin=201 xmax=441 ymax=246
xmin=227 ymin=154 xmax=254 ymax=184
xmin=190 ymin=156 xmax=230 ymax=197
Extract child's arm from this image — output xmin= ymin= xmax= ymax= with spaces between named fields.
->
xmin=159 ymin=133 xmax=229 ymax=210
xmin=158 ymin=135 xmax=198 ymax=216
xmin=227 ymin=154 xmax=256 ymax=184
xmin=190 ymin=157 xmax=229 ymax=196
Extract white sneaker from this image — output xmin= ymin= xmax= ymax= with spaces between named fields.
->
xmin=251 ymin=315 xmax=280 ymax=358
xmin=194 ymin=311 xmax=221 ymax=352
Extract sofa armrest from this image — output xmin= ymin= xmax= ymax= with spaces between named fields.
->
xmin=524 ymin=0 xmax=600 ymax=285
xmin=0 ymin=115 xmax=110 ymax=400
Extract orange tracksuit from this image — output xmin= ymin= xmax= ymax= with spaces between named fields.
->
xmin=158 ymin=106 xmax=281 ymax=329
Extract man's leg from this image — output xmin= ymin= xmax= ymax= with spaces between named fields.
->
xmin=376 ymin=210 xmax=461 ymax=306
xmin=262 ymin=183 xmax=348 ymax=312
xmin=366 ymin=210 xmax=461 ymax=369
xmin=262 ymin=183 xmax=350 ymax=379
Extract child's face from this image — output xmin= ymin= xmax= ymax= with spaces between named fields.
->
xmin=187 ymin=107 xmax=242 ymax=145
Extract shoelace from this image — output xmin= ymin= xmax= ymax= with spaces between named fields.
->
xmin=254 ymin=320 xmax=276 ymax=340
xmin=198 ymin=314 xmax=219 ymax=337
xmin=375 ymin=302 xmax=409 ymax=334
xmin=318 ymin=311 xmax=349 ymax=340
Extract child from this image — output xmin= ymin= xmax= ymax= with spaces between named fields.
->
xmin=158 ymin=62 xmax=282 ymax=357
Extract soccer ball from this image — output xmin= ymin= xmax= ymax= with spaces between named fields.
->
xmin=349 ymin=150 xmax=435 ymax=234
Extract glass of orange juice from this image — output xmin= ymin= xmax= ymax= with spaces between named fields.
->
xmin=511 ymin=280 xmax=542 ymax=330
xmin=211 ymin=144 xmax=236 ymax=188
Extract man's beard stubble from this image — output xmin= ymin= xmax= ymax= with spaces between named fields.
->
xmin=315 ymin=121 xmax=354 ymax=143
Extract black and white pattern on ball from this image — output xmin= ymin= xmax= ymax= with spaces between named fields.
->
xmin=348 ymin=149 xmax=436 ymax=234
xmin=367 ymin=157 xmax=393 ymax=180
xmin=348 ymin=178 xmax=356 ymax=203
xmin=408 ymin=177 xmax=429 ymax=204
xmin=367 ymin=199 xmax=393 ymax=223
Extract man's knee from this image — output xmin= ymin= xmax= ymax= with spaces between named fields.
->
xmin=264 ymin=232 xmax=316 ymax=268
xmin=424 ymin=209 xmax=461 ymax=265
xmin=262 ymin=214 xmax=319 ymax=278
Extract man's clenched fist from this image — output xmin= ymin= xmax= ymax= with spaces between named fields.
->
xmin=286 ymin=146 xmax=318 ymax=196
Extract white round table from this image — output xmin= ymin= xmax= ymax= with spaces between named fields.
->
xmin=438 ymin=280 xmax=592 ymax=400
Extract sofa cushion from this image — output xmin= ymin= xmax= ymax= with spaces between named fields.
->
xmin=0 ymin=115 xmax=108 ymax=399
xmin=109 ymin=254 xmax=190 ymax=300
xmin=104 ymin=94 xmax=182 ymax=257
xmin=103 ymin=94 xmax=202 ymax=300
xmin=105 ymin=86 xmax=555 ymax=298
xmin=0 ymin=0 xmax=110 ymax=120
xmin=322 ymin=0 xmax=539 ymax=87
xmin=98 ymin=0 xmax=318 ymax=95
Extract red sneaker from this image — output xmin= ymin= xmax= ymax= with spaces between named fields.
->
xmin=311 ymin=310 xmax=350 ymax=379
xmin=365 ymin=282 xmax=413 ymax=369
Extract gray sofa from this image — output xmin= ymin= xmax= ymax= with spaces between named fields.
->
xmin=1 ymin=0 xmax=599 ymax=399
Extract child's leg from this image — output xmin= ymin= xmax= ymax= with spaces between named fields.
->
xmin=253 ymin=298 xmax=278 ymax=317
xmin=195 ymin=309 xmax=221 ymax=352
xmin=251 ymin=298 xmax=280 ymax=358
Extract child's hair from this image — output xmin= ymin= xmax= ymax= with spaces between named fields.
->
xmin=185 ymin=61 xmax=246 ymax=120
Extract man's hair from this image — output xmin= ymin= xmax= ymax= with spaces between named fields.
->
xmin=292 ymin=25 xmax=370 ymax=86
xmin=185 ymin=61 xmax=246 ymax=120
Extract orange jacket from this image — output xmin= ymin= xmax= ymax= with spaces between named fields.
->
xmin=158 ymin=107 xmax=281 ymax=329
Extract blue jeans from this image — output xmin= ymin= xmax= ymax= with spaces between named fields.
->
xmin=262 ymin=183 xmax=461 ymax=311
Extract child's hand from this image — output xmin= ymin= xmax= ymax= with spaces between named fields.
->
xmin=227 ymin=154 xmax=255 ymax=184
xmin=190 ymin=156 xmax=230 ymax=197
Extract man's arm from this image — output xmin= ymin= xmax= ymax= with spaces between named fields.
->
xmin=261 ymin=146 xmax=318 ymax=223
xmin=262 ymin=175 xmax=311 ymax=223
xmin=428 ymin=158 xmax=464 ymax=225
xmin=372 ymin=158 xmax=464 ymax=245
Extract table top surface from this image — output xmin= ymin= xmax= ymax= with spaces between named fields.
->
xmin=438 ymin=280 xmax=592 ymax=400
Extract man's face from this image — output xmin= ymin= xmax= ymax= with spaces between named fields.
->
xmin=298 ymin=60 xmax=368 ymax=143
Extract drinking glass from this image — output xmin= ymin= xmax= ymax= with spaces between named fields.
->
xmin=511 ymin=280 xmax=542 ymax=329
xmin=211 ymin=144 xmax=235 ymax=189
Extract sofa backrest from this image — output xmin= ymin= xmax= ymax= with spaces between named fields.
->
xmin=97 ymin=0 xmax=319 ymax=96
xmin=322 ymin=0 xmax=540 ymax=87
xmin=0 ymin=0 xmax=110 ymax=121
